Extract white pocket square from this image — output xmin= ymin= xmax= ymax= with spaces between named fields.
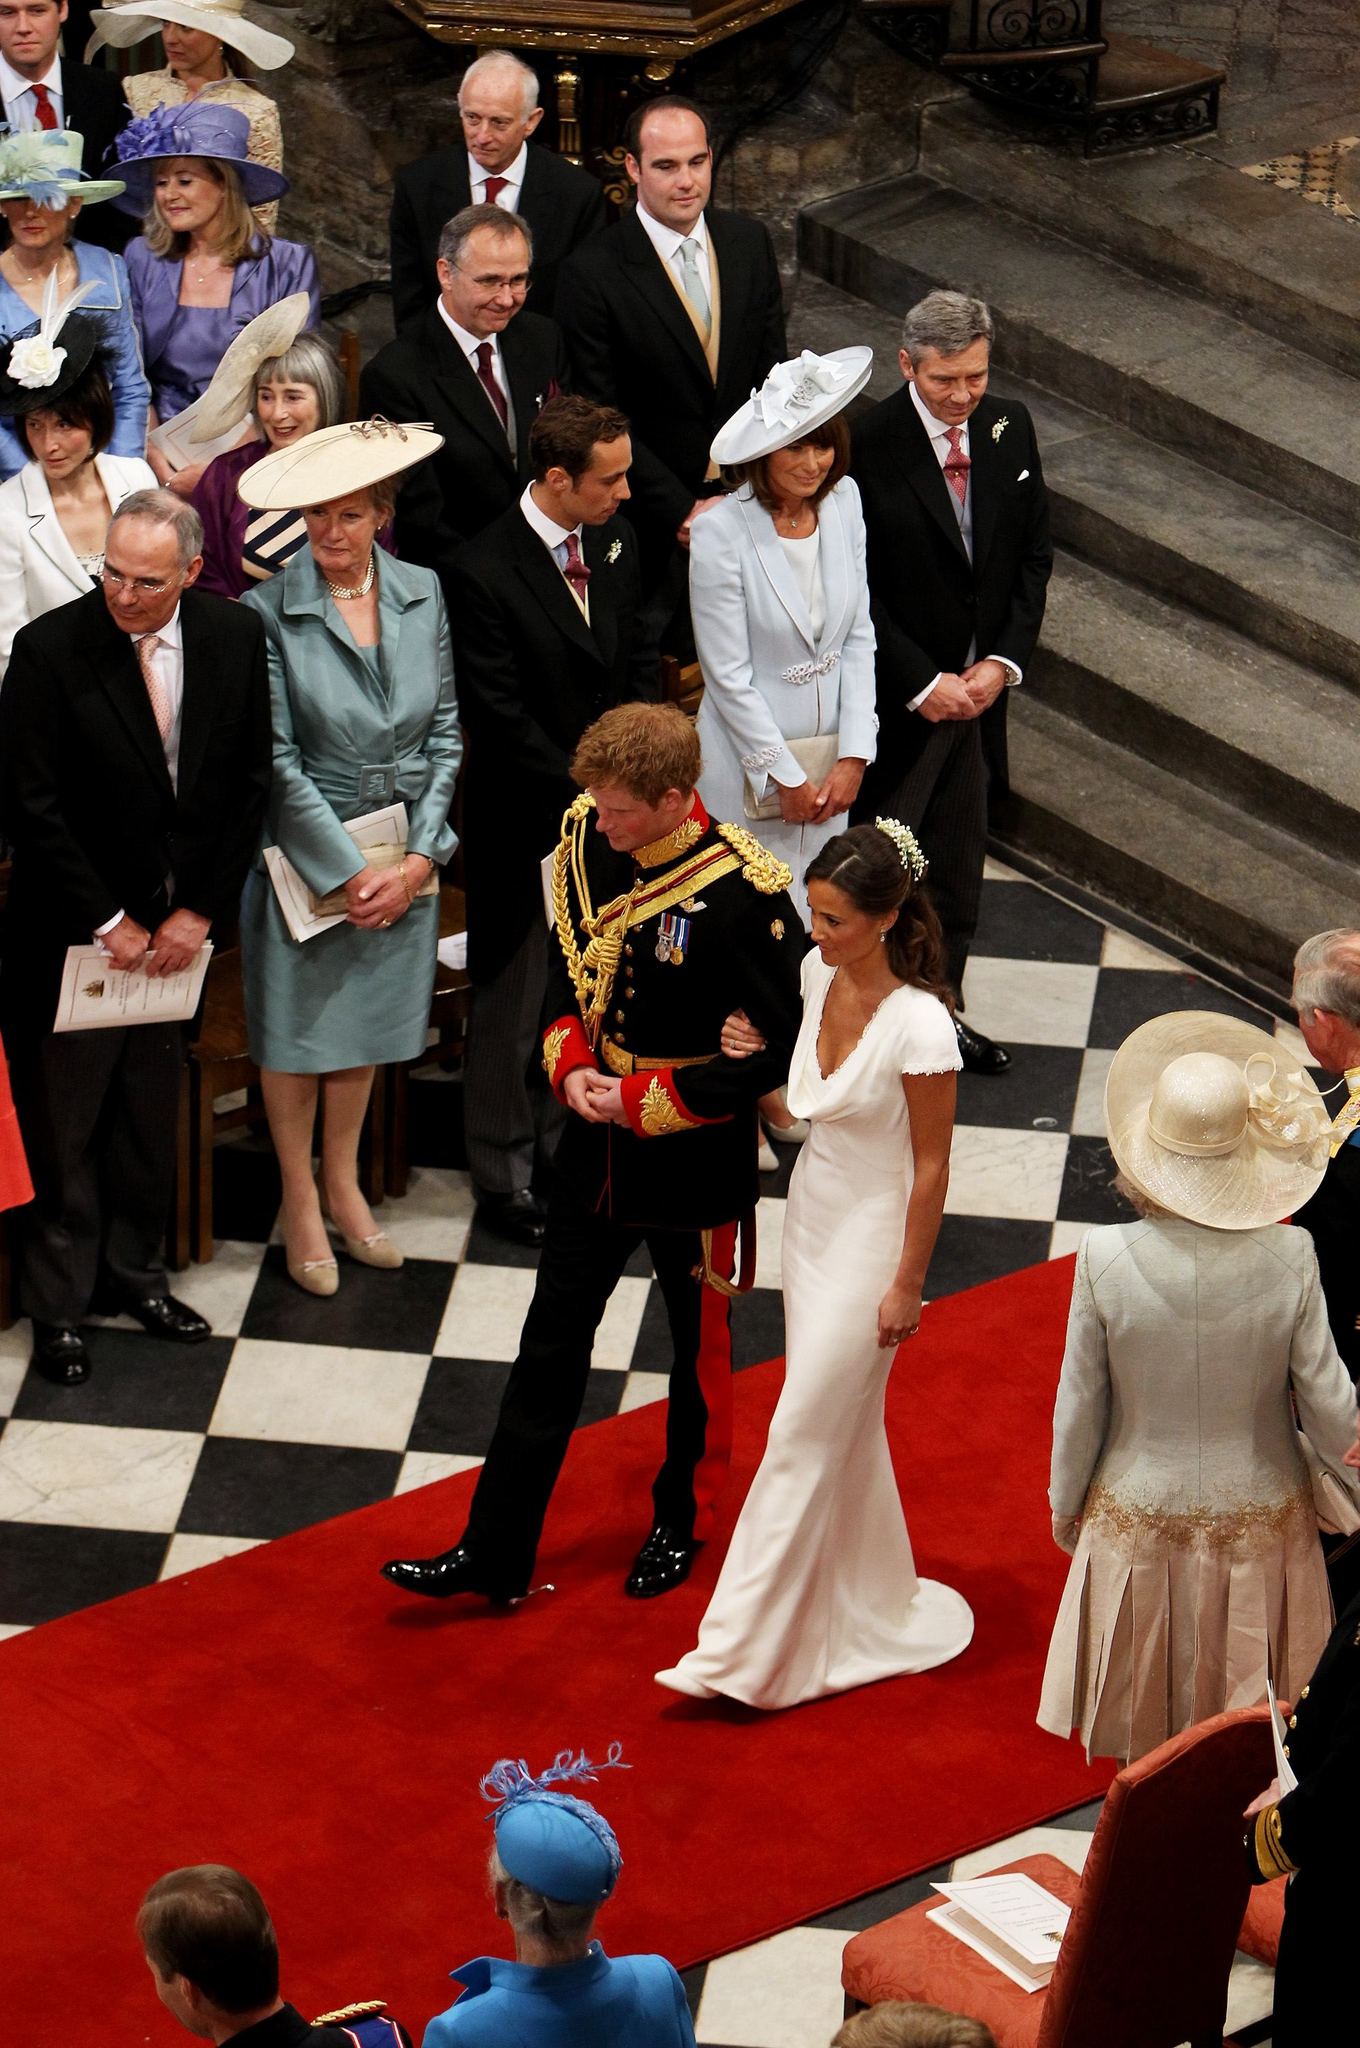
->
xmin=1017 ymin=469 xmax=1030 ymax=481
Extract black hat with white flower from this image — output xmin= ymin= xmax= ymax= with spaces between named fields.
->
xmin=0 ymin=274 xmax=102 ymax=417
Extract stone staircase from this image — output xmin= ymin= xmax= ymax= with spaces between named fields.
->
xmin=792 ymin=104 xmax=1360 ymax=998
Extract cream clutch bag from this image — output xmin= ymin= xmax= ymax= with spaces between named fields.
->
xmin=308 ymin=842 xmax=439 ymax=918
xmin=743 ymin=734 xmax=840 ymax=822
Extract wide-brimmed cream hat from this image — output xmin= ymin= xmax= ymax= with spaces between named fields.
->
xmin=711 ymin=345 xmax=873 ymax=467
xmin=0 ymin=130 xmax=126 ymax=207
xmin=189 ymin=291 xmax=312 ymax=444
xmin=87 ymin=0 xmax=295 ymax=69
xmin=1105 ymin=1010 xmax=1331 ymax=1231
xmin=237 ymin=417 xmax=443 ymax=510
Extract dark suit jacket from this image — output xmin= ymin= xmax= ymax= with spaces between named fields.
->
xmin=446 ymin=501 xmax=658 ymax=983
xmin=1295 ymin=1141 xmax=1360 ymax=1383
xmin=359 ymin=305 xmax=568 ymax=582
xmin=63 ymin=60 xmax=133 ymax=253
xmin=388 ymin=144 xmax=606 ymax=328
xmin=554 ymin=207 xmax=786 ymax=573
xmin=0 ymin=586 xmax=271 ymax=1035
xmin=851 ymin=385 xmax=1052 ymax=805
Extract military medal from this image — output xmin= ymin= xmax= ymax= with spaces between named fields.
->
xmin=656 ymin=911 xmax=690 ymax=965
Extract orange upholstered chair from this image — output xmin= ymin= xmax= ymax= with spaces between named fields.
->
xmin=841 ymin=1704 xmax=1276 ymax=2048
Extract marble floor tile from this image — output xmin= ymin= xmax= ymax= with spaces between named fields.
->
xmin=0 ymin=1421 xmax=201 ymax=1531
xmin=375 ymin=1167 xmax=474 ymax=1263
xmin=961 ymin=957 xmax=1100 ymax=1047
xmin=0 ymin=1335 xmax=27 ymax=1416
xmin=1071 ymin=1046 xmax=1115 ymax=1138
xmin=591 ymin=1275 xmax=654 ymax=1372
xmin=951 ymin=1823 xmax=1093 ymax=1880
xmin=1048 ymin=1220 xmax=1090 ymax=1261
xmin=616 ymin=1370 xmax=669 ymax=1412
xmin=395 ymin=1448 xmax=482 ymax=1495
xmin=752 ymin=1196 xmax=787 ymax=1293
xmin=167 ymin=1240 xmax=268 ymax=1337
xmin=1224 ymin=1952 xmax=1276 ymax=2036
xmin=695 ymin=1926 xmax=850 ymax=2048
xmin=434 ymin=1263 xmax=538 ymax=1361
xmin=0 ymin=1621 xmax=30 ymax=1640
xmin=984 ymin=855 xmax=1024 ymax=881
xmin=208 ymin=1340 xmax=431 ymax=1451
xmin=159 ymin=1532 xmax=261 ymax=1579
xmin=945 ymin=1125 xmax=1070 ymax=1221
xmin=1101 ymin=927 xmax=1179 ymax=971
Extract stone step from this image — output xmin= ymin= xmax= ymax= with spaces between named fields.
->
xmin=798 ymin=171 xmax=1360 ymax=537
xmin=1035 ymin=553 xmax=1360 ymax=866
xmin=918 ymin=88 xmax=1360 ymax=380
xmin=1001 ymin=694 xmax=1356 ymax=997
xmin=789 ymin=271 xmax=1360 ymax=698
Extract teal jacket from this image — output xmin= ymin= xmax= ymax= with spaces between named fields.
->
xmin=423 ymin=1945 xmax=695 ymax=2048
xmin=242 ymin=547 xmax=461 ymax=894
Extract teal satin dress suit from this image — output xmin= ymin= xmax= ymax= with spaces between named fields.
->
xmin=239 ymin=547 xmax=461 ymax=1073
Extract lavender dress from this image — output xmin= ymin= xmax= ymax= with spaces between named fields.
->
xmin=125 ymin=234 xmax=321 ymax=423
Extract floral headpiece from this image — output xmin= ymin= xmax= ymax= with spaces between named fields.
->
xmin=113 ymin=104 xmax=202 ymax=168
xmin=751 ymin=350 xmax=860 ymax=435
xmin=0 ymin=131 xmax=84 ymax=209
xmin=5 ymin=268 xmax=95 ymax=392
xmin=481 ymin=1745 xmax=628 ymax=1898
xmin=875 ymin=816 xmax=928 ymax=882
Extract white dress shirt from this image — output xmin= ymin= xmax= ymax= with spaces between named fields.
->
xmin=906 ymin=378 xmax=1021 ymax=710
xmin=0 ymin=53 xmax=63 ymax=133
xmin=436 ymin=298 xmax=513 ymax=436
xmin=94 ymin=606 xmax=186 ymax=939
xmin=466 ymin=143 xmax=527 ymax=209
xmin=519 ymin=482 xmax=590 ymax=623
xmin=634 ymin=200 xmax=713 ymax=305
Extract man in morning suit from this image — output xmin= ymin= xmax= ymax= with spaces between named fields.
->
xmin=851 ymin=289 xmax=1052 ymax=1075
xmin=0 ymin=0 xmax=130 ymax=251
xmin=389 ymin=48 xmax=604 ymax=327
xmin=1291 ymin=929 xmax=1360 ymax=1383
xmin=448 ymin=395 xmax=658 ymax=1249
xmin=360 ymin=202 xmax=569 ymax=593
xmin=383 ymin=703 xmax=806 ymax=1603
xmin=0 ymin=491 xmax=270 ymax=1386
xmin=554 ymin=95 xmax=786 ymax=618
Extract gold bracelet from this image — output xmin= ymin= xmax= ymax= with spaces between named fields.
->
xmin=398 ymin=859 xmax=414 ymax=905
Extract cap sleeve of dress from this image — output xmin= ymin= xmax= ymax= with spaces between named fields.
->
xmin=898 ymin=988 xmax=963 ymax=1076
xmin=800 ymin=948 xmax=831 ymax=1001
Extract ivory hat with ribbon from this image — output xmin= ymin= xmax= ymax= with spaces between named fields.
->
xmin=0 ymin=129 xmax=126 ymax=208
xmin=187 ymin=291 xmax=313 ymax=445
xmin=87 ymin=0 xmax=295 ymax=69
xmin=1105 ymin=1010 xmax=1331 ymax=1231
xmin=237 ymin=418 xmax=443 ymax=510
xmin=711 ymin=345 xmax=873 ymax=467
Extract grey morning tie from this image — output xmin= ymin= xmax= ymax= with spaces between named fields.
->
xmin=676 ymin=237 xmax=711 ymax=335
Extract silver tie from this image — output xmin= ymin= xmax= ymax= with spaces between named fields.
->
xmin=676 ymin=237 xmax=711 ymax=335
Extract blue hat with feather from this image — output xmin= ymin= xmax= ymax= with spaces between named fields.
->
xmin=483 ymin=1745 xmax=628 ymax=1905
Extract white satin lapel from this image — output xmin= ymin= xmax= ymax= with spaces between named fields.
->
xmin=740 ymin=490 xmax=816 ymax=651
xmin=20 ymin=463 xmax=87 ymax=590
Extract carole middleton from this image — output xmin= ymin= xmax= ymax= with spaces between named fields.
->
xmin=691 ymin=347 xmax=878 ymax=925
xmin=237 ymin=419 xmax=462 ymax=1294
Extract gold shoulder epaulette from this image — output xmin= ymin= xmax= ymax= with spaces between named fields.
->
xmin=716 ymin=821 xmax=793 ymax=895
xmin=311 ymin=2001 xmax=387 ymax=2025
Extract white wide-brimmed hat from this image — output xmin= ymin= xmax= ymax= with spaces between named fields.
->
xmin=0 ymin=130 xmax=126 ymax=207
xmin=188 ymin=291 xmax=312 ymax=444
xmin=87 ymin=0 xmax=295 ymax=69
xmin=711 ymin=346 xmax=873 ymax=467
xmin=1105 ymin=1010 xmax=1331 ymax=1231
xmin=237 ymin=418 xmax=443 ymax=510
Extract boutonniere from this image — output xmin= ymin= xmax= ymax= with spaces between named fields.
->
xmin=606 ymin=539 xmax=622 ymax=565
xmin=991 ymin=416 xmax=1009 ymax=443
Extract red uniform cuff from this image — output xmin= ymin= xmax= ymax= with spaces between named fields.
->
xmin=542 ymin=1015 xmax=596 ymax=1102
xmin=620 ymin=1068 xmax=729 ymax=1138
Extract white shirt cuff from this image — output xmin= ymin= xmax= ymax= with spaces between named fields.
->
xmin=94 ymin=910 xmax=125 ymax=938
xmin=907 ymin=674 xmax=942 ymax=712
xmin=992 ymin=657 xmax=1023 ymax=687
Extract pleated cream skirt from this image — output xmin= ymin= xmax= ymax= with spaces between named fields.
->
xmin=1037 ymin=1481 xmax=1332 ymax=1764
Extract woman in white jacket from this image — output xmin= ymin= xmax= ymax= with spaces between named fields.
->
xmin=1039 ymin=1009 xmax=1360 ymax=1765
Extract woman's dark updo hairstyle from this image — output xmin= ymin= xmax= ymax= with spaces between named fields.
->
xmin=805 ymin=823 xmax=952 ymax=1007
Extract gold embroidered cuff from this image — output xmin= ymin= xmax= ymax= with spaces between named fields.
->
xmin=1252 ymin=1804 xmax=1298 ymax=1882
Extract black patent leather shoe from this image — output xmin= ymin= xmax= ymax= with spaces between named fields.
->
xmin=31 ymin=1323 xmax=91 ymax=1386
xmin=380 ymin=1544 xmax=527 ymax=1603
xmin=955 ymin=1019 xmax=1012 ymax=1075
xmin=625 ymin=1524 xmax=698 ymax=1599
xmin=127 ymin=1294 xmax=211 ymax=1343
xmin=474 ymin=1189 xmax=547 ymax=1248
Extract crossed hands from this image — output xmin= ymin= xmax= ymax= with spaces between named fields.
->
xmin=101 ymin=908 xmax=210 ymax=978
xmin=775 ymin=756 xmax=866 ymax=825
xmin=563 ymin=1068 xmax=629 ymax=1126
xmin=918 ymin=658 xmax=1010 ymax=723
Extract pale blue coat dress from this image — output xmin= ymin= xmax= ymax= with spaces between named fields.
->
xmin=239 ymin=547 xmax=461 ymax=1072
xmin=691 ymin=475 xmax=877 ymax=922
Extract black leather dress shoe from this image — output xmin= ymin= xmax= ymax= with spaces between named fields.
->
xmin=475 ymin=1189 xmax=546 ymax=1248
xmin=127 ymin=1295 xmax=211 ymax=1343
xmin=955 ymin=1019 xmax=1012 ymax=1075
xmin=380 ymin=1545 xmax=527 ymax=1603
xmin=31 ymin=1323 xmax=91 ymax=1386
xmin=625 ymin=1524 xmax=699 ymax=1599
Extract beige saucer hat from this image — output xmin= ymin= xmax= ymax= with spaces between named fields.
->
xmin=1105 ymin=1010 xmax=1331 ymax=1231
xmin=237 ymin=418 xmax=443 ymax=510
xmin=711 ymin=346 xmax=873 ymax=467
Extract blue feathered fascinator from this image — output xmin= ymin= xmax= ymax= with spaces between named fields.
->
xmin=482 ymin=1744 xmax=628 ymax=1904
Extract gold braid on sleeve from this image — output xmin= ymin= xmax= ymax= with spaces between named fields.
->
xmin=552 ymin=793 xmax=634 ymax=1046
xmin=716 ymin=821 xmax=794 ymax=894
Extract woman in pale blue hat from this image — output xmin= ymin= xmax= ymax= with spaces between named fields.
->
xmin=424 ymin=1747 xmax=696 ymax=2047
xmin=0 ymin=128 xmax=148 ymax=481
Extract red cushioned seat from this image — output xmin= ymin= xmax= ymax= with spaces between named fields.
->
xmin=1236 ymin=1877 xmax=1286 ymax=1967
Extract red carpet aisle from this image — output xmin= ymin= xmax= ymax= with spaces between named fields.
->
xmin=1 ymin=1256 xmax=1109 ymax=2042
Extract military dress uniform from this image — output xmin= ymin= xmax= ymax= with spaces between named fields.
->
xmin=451 ymin=791 xmax=807 ymax=1595
xmin=1246 ymin=1581 xmax=1360 ymax=2043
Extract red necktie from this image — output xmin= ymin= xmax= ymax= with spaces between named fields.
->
xmin=944 ymin=426 xmax=971 ymax=507
xmin=31 ymin=82 xmax=58 ymax=132
xmin=482 ymin=175 xmax=508 ymax=205
xmin=474 ymin=341 xmax=508 ymax=431
xmin=562 ymin=534 xmax=591 ymax=606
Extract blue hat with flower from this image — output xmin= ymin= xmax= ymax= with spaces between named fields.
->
xmin=483 ymin=1745 xmax=628 ymax=1905
xmin=111 ymin=101 xmax=289 ymax=215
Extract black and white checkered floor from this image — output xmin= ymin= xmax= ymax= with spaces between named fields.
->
xmin=0 ymin=856 xmax=1296 ymax=2043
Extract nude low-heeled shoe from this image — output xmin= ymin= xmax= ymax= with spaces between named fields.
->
xmin=286 ymin=1252 xmax=339 ymax=1297
xmin=337 ymin=1229 xmax=404 ymax=1271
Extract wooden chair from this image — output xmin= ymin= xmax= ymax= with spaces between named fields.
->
xmin=840 ymin=1704 xmax=1277 ymax=2048
xmin=660 ymin=654 xmax=704 ymax=718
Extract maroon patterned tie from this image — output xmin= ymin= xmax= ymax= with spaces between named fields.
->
xmin=944 ymin=426 xmax=971 ymax=507
xmin=475 ymin=341 xmax=508 ymax=430
xmin=563 ymin=533 xmax=591 ymax=607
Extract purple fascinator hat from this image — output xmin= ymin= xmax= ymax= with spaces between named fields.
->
xmin=110 ymin=102 xmax=289 ymax=215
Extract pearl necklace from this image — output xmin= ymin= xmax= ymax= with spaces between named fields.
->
xmin=326 ymin=554 xmax=376 ymax=601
